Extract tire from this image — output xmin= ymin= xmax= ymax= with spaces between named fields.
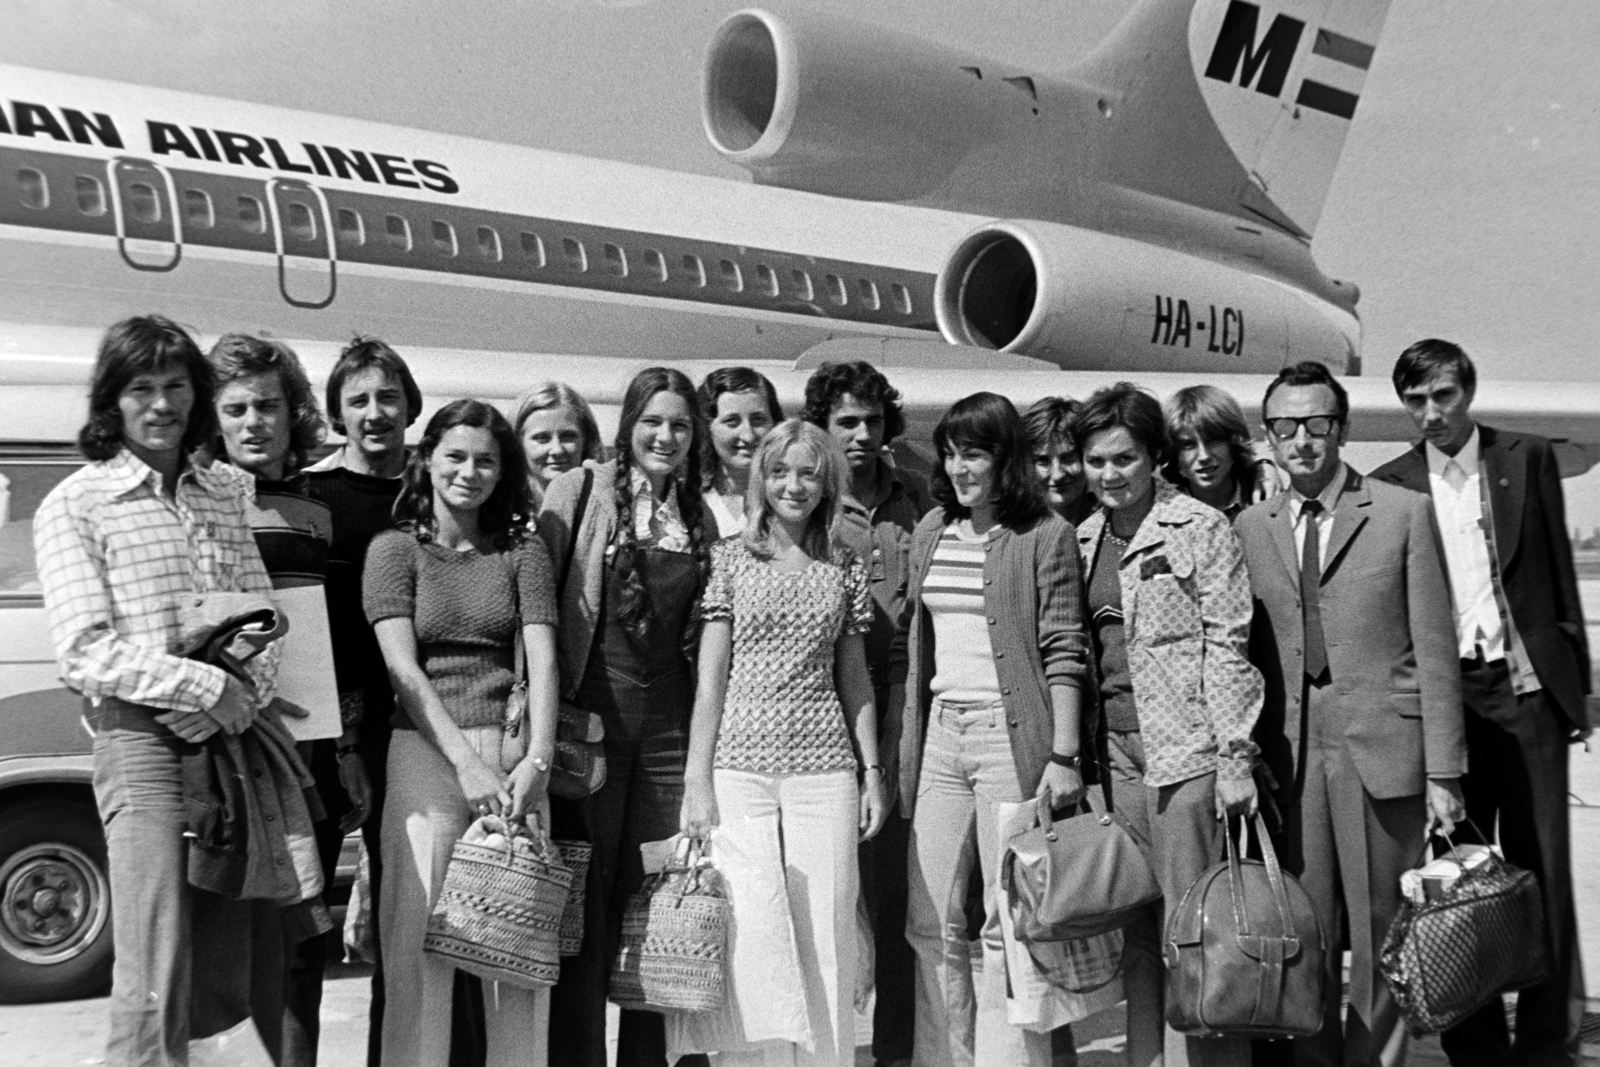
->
xmin=0 ymin=798 xmax=113 ymax=1003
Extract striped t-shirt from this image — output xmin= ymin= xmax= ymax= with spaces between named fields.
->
xmin=923 ymin=523 xmax=1002 ymax=704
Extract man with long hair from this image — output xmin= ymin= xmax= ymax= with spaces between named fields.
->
xmin=34 ymin=316 xmax=276 ymax=1065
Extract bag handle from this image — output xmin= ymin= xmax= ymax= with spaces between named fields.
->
xmin=1413 ymin=815 xmax=1498 ymax=873
xmin=1034 ymin=786 xmax=1096 ymax=843
xmin=503 ymin=550 xmax=527 ymax=737
xmin=1225 ymin=813 xmax=1299 ymax=947
xmin=557 ymin=467 xmax=594 ymax=603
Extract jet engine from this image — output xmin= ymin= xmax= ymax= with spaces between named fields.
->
xmin=934 ymin=220 xmax=1360 ymax=374
xmin=701 ymin=9 xmax=1040 ymax=201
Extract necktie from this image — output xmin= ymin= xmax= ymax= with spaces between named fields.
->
xmin=1301 ymin=500 xmax=1329 ymax=680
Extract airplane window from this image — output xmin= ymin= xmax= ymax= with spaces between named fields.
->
xmin=287 ymin=201 xmax=318 ymax=244
xmin=519 ymin=232 xmax=546 ymax=267
xmin=602 ymin=243 xmax=627 ymax=278
xmin=858 ymin=279 xmax=880 ymax=311
xmin=385 ymin=214 xmax=411 ymax=252
xmin=754 ymin=264 xmax=779 ymax=297
xmin=717 ymin=259 xmax=743 ymax=293
xmin=337 ymin=208 xmax=365 ymax=246
xmin=16 ymin=168 xmax=48 ymax=210
xmin=824 ymin=274 xmax=847 ymax=306
xmin=238 ymin=196 xmax=266 ymax=234
xmin=75 ymin=176 xmax=106 ymax=217
xmin=681 ymin=255 xmax=706 ymax=288
xmin=128 ymin=183 xmax=162 ymax=225
xmin=641 ymin=249 xmax=667 ymax=282
xmin=890 ymin=283 xmax=912 ymax=315
xmin=432 ymin=220 xmax=457 ymax=257
xmin=562 ymin=237 xmax=587 ymax=272
xmin=183 ymin=189 xmax=214 ymax=230
xmin=477 ymin=226 xmax=501 ymax=262
xmin=790 ymin=269 xmax=814 ymax=302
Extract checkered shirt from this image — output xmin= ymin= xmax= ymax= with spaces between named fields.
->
xmin=33 ymin=449 xmax=278 ymax=714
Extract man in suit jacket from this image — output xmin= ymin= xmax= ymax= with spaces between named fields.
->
xmin=1236 ymin=361 xmax=1466 ymax=1067
xmin=1370 ymin=340 xmax=1592 ymax=1067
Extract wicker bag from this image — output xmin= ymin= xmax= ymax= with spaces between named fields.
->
xmin=1379 ymin=825 xmax=1548 ymax=1035
xmin=424 ymin=813 xmax=572 ymax=990
xmin=554 ymin=838 xmax=592 ymax=957
xmin=610 ymin=837 xmax=730 ymax=1012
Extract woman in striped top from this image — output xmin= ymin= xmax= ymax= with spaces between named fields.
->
xmin=898 ymin=392 xmax=1091 ymax=1067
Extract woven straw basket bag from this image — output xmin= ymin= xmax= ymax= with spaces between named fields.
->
xmin=610 ymin=837 xmax=730 ymax=1012
xmin=424 ymin=813 xmax=572 ymax=990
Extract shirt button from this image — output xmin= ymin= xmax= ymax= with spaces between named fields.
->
xmin=984 ymin=578 xmax=993 ymax=586
xmin=1002 ymin=687 xmax=1011 ymax=695
xmin=995 ymin=651 xmax=1004 ymax=659
xmin=988 ymin=617 xmax=997 ymax=625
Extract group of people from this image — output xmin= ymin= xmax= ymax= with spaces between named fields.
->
xmin=33 ymin=315 xmax=1588 ymax=1067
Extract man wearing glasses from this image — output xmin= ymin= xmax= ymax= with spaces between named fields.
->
xmin=1235 ymin=361 xmax=1466 ymax=1067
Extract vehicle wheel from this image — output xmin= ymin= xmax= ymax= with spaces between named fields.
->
xmin=0 ymin=798 xmax=113 ymax=1003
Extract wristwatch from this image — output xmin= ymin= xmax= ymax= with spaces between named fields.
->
xmin=1049 ymin=752 xmax=1082 ymax=769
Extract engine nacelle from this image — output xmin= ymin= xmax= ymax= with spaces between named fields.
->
xmin=702 ymin=9 xmax=1040 ymax=200
xmin=934 ymin=221 xmax=1359 ymax=374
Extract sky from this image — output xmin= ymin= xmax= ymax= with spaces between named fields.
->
xmin=5 ymin=0 xmax=1599 ymax=522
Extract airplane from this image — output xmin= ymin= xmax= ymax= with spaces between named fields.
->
xmin=0 ymin=0 xmax=1594 ymax=469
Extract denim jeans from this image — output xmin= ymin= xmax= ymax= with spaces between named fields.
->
xmin=91 ymin=705 xmax=195 ymax=1067
xmin=905 ymin=700 xmax=1055 ymax=1067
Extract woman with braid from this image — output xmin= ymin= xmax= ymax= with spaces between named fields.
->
xmin=538 ymin=367 xmax=714 ymax=1067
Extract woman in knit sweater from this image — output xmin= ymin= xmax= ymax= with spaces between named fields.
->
xmin=676 ymin=419 xmax=887 ymax=1066
xmin=363 ymin=399 xmax=561 ymax=1067
xmin=899 ymin=392 xmax=1091 ymax=1067
xmin=537 ymin=367 xmax=713 ymax=1067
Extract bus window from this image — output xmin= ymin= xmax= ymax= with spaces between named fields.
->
xmin=0 ymin=460 xmax=80 ymax=600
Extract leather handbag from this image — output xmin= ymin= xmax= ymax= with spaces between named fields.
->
xmin=1000 ymin=787 xmax=1162 ymax=942
xmin=1379 ymin=824 xmax=1548 ymax=1036
xmin=548 ymin=466 xmax=607 ymax=800
xmin=1165 ymin=814 xmax=1324 ymax=1038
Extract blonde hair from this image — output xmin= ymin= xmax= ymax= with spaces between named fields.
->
xmin=742 ymin=419 xmax=852 ymax=561
xmin=511 ymin=381 xmax=603 ymax=503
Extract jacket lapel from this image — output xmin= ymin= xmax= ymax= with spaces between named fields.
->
xmin=1266 ymin=491 xmax=1299 ymax=592
xmin=1321 ymin=468 xmax=1371 ymax=582
xmin=1477 ymin=425 xmax=1524 ymax=567
xmin=1387 ymin=445 xmax=1430 ymax=496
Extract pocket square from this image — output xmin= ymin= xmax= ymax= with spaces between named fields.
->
xmin=1139 ymin=556 xmax=1173 ymax=580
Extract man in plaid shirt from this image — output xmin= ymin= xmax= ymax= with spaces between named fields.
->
xmin=34 ymin=316 xmax=277 ymax=1066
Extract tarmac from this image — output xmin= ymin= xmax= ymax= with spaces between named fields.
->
xmin=3 ymin=749 xmax=1597 ymax=1066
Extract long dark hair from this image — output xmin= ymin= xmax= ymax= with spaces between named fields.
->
xmin=392 ymin=399 xmax=530 ymax=548
xmin=611 ymin=368 xmax=711 ymax=641
xmin=79 ymin=315 xmax=217 ymax=461
xmin=930 ymin=392 xmax=1048 ymax=527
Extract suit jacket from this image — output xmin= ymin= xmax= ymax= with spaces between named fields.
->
xmin=1236 ymin=467 xmax=1466 ymax=801
xmin=1370 ymin=425 xmax=1593 ymax=731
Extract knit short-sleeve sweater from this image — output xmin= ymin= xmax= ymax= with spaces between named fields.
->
xmin=702 ymin=539 xmax=872 ymax=774
xmin=362 ymin=530 xmax=557 ymax=729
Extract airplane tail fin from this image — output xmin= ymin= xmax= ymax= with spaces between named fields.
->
xmin=1078 ymin=0 xmax=1393 ymax=238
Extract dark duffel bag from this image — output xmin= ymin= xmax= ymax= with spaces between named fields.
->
xmin=1379 ymin=825 xmax=1548 ymax=1036
xmin=1165 ymin=814 xmax=1325 ymax=1038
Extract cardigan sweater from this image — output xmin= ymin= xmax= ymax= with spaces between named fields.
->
xmin=898 ymin=508 xmax=1090 ymax=816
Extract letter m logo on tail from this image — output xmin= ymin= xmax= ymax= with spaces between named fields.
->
xmin=1189 ymin=0 xmax=1391 ymax=238
xmin=1204 ymin=2 xmax=1304 ymax=98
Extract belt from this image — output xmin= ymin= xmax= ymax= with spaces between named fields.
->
xmin=85 ymin=696 xmax=178 ymax=736
xmin=1459 ymin=650 xmax=1507 ymax=673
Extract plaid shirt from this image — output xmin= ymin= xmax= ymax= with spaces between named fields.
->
xmin=33 ymin=449 xmax=278 ymax=715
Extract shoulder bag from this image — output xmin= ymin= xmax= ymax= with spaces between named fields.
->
xmin=499 ymin=549 xmax=529 ymax=772
xmin=550 ymin=467 xmax=607 ymax=800
xmin=1165 ymin=813 xmax=1325 ymax=1038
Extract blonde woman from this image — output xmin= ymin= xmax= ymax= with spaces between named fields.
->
xmin=512 ymin=381 xmax=603 ymax=508
xmin=678 ymin=419 xmax=889 ymax=1066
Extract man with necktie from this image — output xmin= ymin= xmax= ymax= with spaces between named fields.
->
xmin=1372 ymin=340 xmax=1591 ymax=1067
xmin=1236 ymin=361 xmax=1466 ymax=1067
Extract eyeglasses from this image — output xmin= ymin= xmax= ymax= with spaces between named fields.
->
xmin=1266 ymin=415 xmax=1341 ymax=439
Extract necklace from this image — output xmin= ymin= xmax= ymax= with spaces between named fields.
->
xmin=1105 ymin=529 xmax=1132 ymax=547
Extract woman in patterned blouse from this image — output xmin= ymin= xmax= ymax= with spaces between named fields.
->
xmin=678 ymin=418 xmax=888 ymax=1067
xmin=1074 ymin=383 xmax=1262 ymax=1067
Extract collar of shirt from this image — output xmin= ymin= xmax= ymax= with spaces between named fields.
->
xmin=1424 ymin=424 xmax=1481 ymax=481
xmin=101 ymin=448 xmax=234 ymax=501
xmin=1286 ymin=462 xmax=1349 ymax=526
xmin=629 ymin=464 xmax=690 ymax=552
xmin=844 ymin=458 xmax=909 ymax=523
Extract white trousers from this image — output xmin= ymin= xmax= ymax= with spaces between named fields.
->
xmin=676 ymin=768 xmax=859 ymax=1067
xmin=379 ymin=729 xmax=550 ymax=1067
